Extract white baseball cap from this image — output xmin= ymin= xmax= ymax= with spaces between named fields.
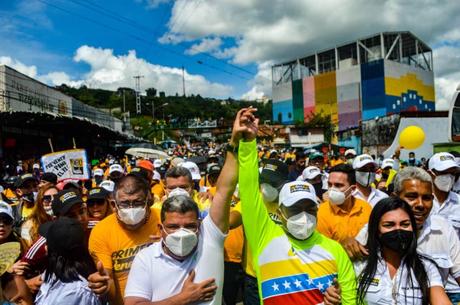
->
xmin=0 ymin=201 xmax=14 ymax=220
xmin=179 ymin=161 xmax=201 ymax=180
xmin=278 ymin=181 xmax=318 ymax=207
xmin=109 ymin=164 xmax=124 ymax=175
xmin=33 ymin=163 xmax=40 ymax=170
xmin=99 ymin=180 xmax=115 ymax=193
xmin=353 ymin=154 xmax=377 ymax=170
xmin=344 ymin=149 xmax=357 ymax=157
xmin=301 ymin=166 xmax=322 ymax=180
xmin=153 ymin=159 xmax=162 ymax=169
xmin=429 ymin=152 xmax=460 ymax=172
xmin=93 ymin=168 xmax=104 ymax=177
xmin=382 ymin=159 xmax=395 ymax=169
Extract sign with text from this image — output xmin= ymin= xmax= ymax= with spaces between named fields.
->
xmin=41 ymin=149 xmax=89 ymax=181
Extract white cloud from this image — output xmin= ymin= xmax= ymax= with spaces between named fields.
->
xmin=39 ymin=72 xmax=83 ymax=88
xmin=135 ymin=0 xmax=171 ymax=9
xmin=162 ymin=0 xmax=460 ymax=100
xmin=73 ymin=45 xmax=232 ymax=98
xmin=0 ymin=56 xmax=38 ymax=78
xmin=185 ymin=37 xmax=222 ymax=55
xmin=241 ymin=61 xmax=272 ymax=100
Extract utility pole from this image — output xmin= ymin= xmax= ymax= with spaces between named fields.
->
xmin=133 ymin=75 xmax=144 ymax=114
xmin=122 ymin=89 xmax=126 ymax=122
xmin=182 ymin=66 xmax=186 ymax=97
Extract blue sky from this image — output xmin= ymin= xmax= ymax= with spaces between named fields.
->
xmin=1 ymin=0 xmax=460 ymax=106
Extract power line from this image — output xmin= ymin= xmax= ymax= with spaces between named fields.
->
xmin=52 ymin=0 xmax=257 ymax=79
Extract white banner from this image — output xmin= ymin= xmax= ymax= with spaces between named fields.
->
xmin=41 ymin=149 xmax=90 ymax=181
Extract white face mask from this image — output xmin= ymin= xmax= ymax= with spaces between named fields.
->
xmin=261 ymin=183 xmax=278 ymax=203
xmin=328 ymin=187 xmax=351 ymax=205
xmin=44 ymin=206 xmax=54 ymax=216
xmin=285 ymin=211 xmax=316 ymax=240
xmin=434 ymin=174 xmax=455 ymax=193
xmin=356 ymin=172 xmax=376 ymax=187
xmin=117 ymin=206 xmax=146 ymax=225
xmin=164 ymin=228 xmax=198 ymax=257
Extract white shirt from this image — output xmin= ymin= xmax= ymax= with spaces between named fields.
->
xmin=355 ymin=215 xmax=460 ymax=294
xmin=432 ymin=191 xmax=460 ymax=238
xmin=364 ymin=257 xmax=442 ymax=305
xmin=352 ymin=187 xmax=388 ymax=207
xmin=35 ymin=275 xmax=101 ymax=305
xmin=124 ymin=215 xmax=226 ymax=302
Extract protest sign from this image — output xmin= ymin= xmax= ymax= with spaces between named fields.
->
xmin=41 ymin=149 xmax=90 ymax=181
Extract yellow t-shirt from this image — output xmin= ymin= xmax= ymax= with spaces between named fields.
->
xmin=21 ymin=205 xmax=34 ymax=219
xmin=224 ymin=201 xmax=244 ymax=264
xmin=317 ymin=198 xmax=372 ymax=243
xmin=89 ymin=207 xmax=161 ymax=305
xmin=151 ymin=181 xmax=165 ymax=200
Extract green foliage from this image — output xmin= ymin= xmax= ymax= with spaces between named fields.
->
xmin=297 ymin=111 xmax=336 ymax=143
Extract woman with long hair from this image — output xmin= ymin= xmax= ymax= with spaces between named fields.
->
xmin=35 ymin=217 xmax=100 ymax=305
xmin=20 ymin=185 xmax=57 ymax=248
xmin=357 ymin=197 xmax=451 ymax=305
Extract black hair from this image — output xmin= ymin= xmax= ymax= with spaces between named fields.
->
xmin=44 ymin=241 xmax=96 ymax=283
xmin=295 ymin=151 xmax=306 ymax=161
xmin=114 ymin=175 xmax=150 ymax=201
xmin=357 ymin=197 xmax=430 ymax=305
xmin=165 ymin=167 xmax=193 ymax=184
xmin=329 ymin=164 xmax=356 ymax=185
xmin=160 ymin=195 xmax=200 ymax=222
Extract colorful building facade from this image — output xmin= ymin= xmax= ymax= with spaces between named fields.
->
xmin=272 ymin=32 xmax=435 ymax=133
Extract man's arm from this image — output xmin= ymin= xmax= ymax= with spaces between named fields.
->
xmin=210 ymin=108 xmax=249 ymax=233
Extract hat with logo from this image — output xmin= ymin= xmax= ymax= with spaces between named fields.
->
xmin=259 ymin=159 xmax=289 ymax=189
xmin=0 ymin=201 xmax=14 ymax=221
xmin=41 ymin=172 xmax=58 ymax=185
xmin=14 ymin=173 xmax=37 ymax=188
xmin=39 ymin=217 xmax=86 ymax=256
xmin=179 ymin=161 xmax=201 ymax=180
xmin=93 ymin=169 xmax=104 ymax=177
xmin=429 ymin=152 xmax=460 ymax=172
xmin=109 ymin=164 xmax=124 ymax=175
xmin=353 ymin=154 xmax=377 ymax=170
xmin=207 ymin=164 xmax=222 ymax=176
xmin=301 ymin=166 xmax=322 ymax=180
xmin=52 ymin=190 xmax=84 ymax=216
xmin=278 ymin=181 xmax=318 ymax=207
xmin=99 ymin=180 xmax=115 ymax=193
xmin=129 ymin=167 xmax=150 ymax=181
xmin=87 ymin=187 xmax=109 ymax=201
xmin=382 ymin=159 xmax=395 ymax=170
xmin=308 ymin=152 xmax=324 ymax=160
xmin=170 ymin=157 xmax=185 ymax=168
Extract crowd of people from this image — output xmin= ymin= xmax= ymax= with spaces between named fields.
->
xmin=1 ymin=107 xmax=460 ymax=305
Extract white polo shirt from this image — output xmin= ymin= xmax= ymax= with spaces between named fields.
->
xmin=418 ymin=215 xmax=460 ymax=294
xmin=432 ymin=191 xmax=460 ymax=238
xmin=124 ymin=215 xmax=226 ymax=302
xmin=352 ymin=187 xmax=388 ymax=207
xmin=355 ymin=215 xmax=460 ymax=294
xmin=364 ymin=256 xmax=442 ymax=305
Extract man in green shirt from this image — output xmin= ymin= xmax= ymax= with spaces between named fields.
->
xmin=237 ymin=108 xmax=356 ymax=305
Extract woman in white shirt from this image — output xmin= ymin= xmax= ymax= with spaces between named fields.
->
xmin=357 ymin=197 xmax=451 ymax=305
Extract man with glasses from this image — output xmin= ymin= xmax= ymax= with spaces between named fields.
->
xmin=123 ymin=108 xmax=242 ymax=305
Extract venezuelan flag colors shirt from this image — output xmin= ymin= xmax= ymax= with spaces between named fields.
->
xmin=238 ymin=140 xmax=357 ymax=305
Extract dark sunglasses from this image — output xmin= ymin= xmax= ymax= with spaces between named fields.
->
xmin=43 ymin=195 xmax=53 ymax=202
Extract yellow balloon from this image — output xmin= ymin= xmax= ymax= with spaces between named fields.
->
xmin=399 ymin=126 xmax=425 ymax=149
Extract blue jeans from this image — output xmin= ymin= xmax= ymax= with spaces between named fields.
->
xmin=448 ymin=293 xmax=460 ymax=305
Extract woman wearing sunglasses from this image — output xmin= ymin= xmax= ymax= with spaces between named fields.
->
xmin=20 ymin=185 xmax=58 ymax=249
xmin=86 ymin=187 xmax=112 ymax=230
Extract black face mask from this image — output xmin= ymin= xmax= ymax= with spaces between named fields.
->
xmin=380 ymin=229 xmax=413 ymax=253
xmin=95 ymin=176 xmax=103 ymax=185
